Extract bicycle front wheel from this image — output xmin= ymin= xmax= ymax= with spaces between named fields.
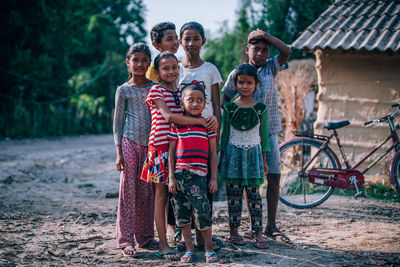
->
xmin=279 ymin=138 xmax=340 ymax=209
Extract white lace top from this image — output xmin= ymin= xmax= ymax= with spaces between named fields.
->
xmin=228 ymin=123 xmax=261 ymax=150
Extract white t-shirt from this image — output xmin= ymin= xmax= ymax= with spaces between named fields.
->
xmin=178 ymin=62 xmax=223 ymax=118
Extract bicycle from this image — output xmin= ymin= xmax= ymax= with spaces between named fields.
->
xmin=279 ymin=103 xmax=400 ymax=209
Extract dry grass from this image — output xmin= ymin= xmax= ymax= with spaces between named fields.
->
xmin=276 ymin=64 xmax=314 ymax=141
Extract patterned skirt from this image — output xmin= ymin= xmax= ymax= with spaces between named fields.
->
xmin=140 ymin=149 xmax=169 ymax=184
xmin=220 ymin=143 xmax=265 ymax=186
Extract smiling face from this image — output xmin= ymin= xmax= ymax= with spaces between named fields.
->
xmin=181 ymin=88 xmax=205 ymax=117
xmin=246 ymin=41 xmax=270 ymax=68
xmin=155 ymin=56 xmax=179 ymax=84
xmin=236 ymin=75 xmax=256 ymax=97
xmin=154 ymin=29 xmax=179 ymax=54
xmin=126 ymin=52 xmax=150 ymax=77
xmin=179 ymin=29 xmax=206 ymax=58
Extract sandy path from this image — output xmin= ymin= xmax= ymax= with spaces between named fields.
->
xmin=0 ymin=135 xmax=399 ymax=266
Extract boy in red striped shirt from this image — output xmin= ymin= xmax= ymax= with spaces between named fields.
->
xmin=167 ymin=83 xmax=219 ymax=263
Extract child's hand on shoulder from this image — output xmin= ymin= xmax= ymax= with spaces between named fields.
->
xmin=206 ymin=115 xmax=218 ymax=133
xmin=168 ymin=176 xmax=179 ymax=194
xmin=208 ymin=178 xmax=218 ymax=194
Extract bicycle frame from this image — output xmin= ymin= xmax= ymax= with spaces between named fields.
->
xmin=301 ymin=112 xmax=400 ymax=178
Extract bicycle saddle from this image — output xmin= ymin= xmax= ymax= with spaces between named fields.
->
xmin=323 ymin=120 xmax=350 ymax=130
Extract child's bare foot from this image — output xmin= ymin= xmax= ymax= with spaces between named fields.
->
xmin=122 ymin=245 xmax=138 ymax=257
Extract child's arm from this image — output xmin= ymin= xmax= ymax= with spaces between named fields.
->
xmin=220 ymin=70 xmax=236 ymax=107
xmin=255 ymin=29 xmax=292 ymax=66
xmin=260 ymin=108 xmax=270 ymax=176
xmin=168 ymin=139 xmax=179 ymax=194
xmin=153 ymin=98 xmax=207 ymax=126
xmin=113 ymin=87 xmax=125 ymax=171
xmin=115 ymin=145 xmax=124 ymax=171
xmin=208 ymin=137 xmax=218 ymax=194
xmin=211 ymin=83 xmax=221 ymax=128
xmin=262 ymin=151 xmax=269 ymax=176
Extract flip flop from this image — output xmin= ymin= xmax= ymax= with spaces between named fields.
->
xmin=139 ymin=239 xmax=159 ymax=250
xmin=228 ymin=235 xmax=245 ymax=245
xmin=153 ymin=250 xmax=179 ymax=261
xmin=122 ymin=246 xmax=138 ymax=257
xmin=243 ymin=231 xmax=256 ymax=239
xmin=167 ymin=232 xmax=181 ymax=246
xmin=265 ymin=232 xmax=293 ymax=244
xmin=254 ymin=240 xmax=269 ymax=249
xmin=180 ymin=251 xmax=197 ymax=263
xmin=205 ymin=251 xmax=220 ymax=263
xmin=177 ymin=240 xmax=186 ymax=252
xmin=194 ymin=243 xmax=221 ymax=252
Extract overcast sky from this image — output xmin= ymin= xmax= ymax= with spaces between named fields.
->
xmin=143 ymin=0 xmax=239 ymax=59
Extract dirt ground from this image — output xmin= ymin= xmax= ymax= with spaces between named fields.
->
xmin=1 ymin=134 xmax=399 ymax=266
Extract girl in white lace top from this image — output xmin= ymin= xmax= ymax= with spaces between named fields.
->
xmin=219 ymin=64 xmax=270 ymax=249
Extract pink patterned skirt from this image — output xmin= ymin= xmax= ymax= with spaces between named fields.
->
xmin=116 ymin=137 xmax=155 ymax=248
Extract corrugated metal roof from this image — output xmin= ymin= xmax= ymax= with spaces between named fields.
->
xmin=292 ymin=0 xmax=400 ymax=52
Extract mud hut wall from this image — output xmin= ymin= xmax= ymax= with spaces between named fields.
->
xmin=313 ymin=49 xmax=400 ymax=182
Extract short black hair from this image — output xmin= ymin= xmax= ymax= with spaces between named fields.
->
xmin=179 ymin=21 xmax=205 ymax=39
xmin=150 ymin=22 xmax=176 ymax=44
xmin=181 ymin=81 xmax=206 ymax=100
xmin=233 ymin=63 xmax=259 ymax=86
xmin=154 ymin=51 xmax=178 ymax=71
xmin=249 ymin=39 xmax=271 ymax=48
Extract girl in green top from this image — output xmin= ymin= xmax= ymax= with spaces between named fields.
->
xmin=219 ymin=64 xmax=270 ymax=249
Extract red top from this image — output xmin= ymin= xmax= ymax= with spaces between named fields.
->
xmin=146 ymin=84 xmax=183 ymax=151
xmin=168 ymin=122 xmax=217 ymax=175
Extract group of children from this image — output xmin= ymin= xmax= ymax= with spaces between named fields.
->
xmin=113 ymin=21 xmax=291 ymax=263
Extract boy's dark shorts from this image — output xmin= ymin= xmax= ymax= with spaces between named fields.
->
xmin=170 ymin=169 xmax=212 ymax=230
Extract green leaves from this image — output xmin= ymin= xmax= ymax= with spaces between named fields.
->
xmin=1 ymin=0 xmax=146 ymax=137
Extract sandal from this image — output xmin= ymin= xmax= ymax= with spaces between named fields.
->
xmin=153 ymin=250 xmax=179 ymax=261
xmin=254 ymin=240 xmax=269 ymax=249
xmin=228 ymin=235 xmax=245 ymax=245
xmin=264 ymin=232 xmax=293 ymax=244
xmin=122 ymin=246 xmax=138 ymax=257
xmin=167 ymin=231 xmax=181 ymax=246
xmin=177 ymin=240 xmax=186 ymax=252
xmin=243 ymin=231 xmax=256 ymax=239
xmin=205 ymin=251 xmax=220 ymax=263
xmin=180 ymin=251 xmax=197 ymax=263
xmin=194 ymin=242 xmax=221 ymax=252
xmin=139 ymin=239 xmax=159 ymax=250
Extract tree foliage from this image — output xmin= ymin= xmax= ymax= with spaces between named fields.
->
xmin=0 ymin=0 xmax=146 ymax=137
xmin=204 ymin=0 xmax=333 ymax=80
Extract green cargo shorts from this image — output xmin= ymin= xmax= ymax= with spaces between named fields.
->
xmin=170 ymin=169 xmax=212 ymax=230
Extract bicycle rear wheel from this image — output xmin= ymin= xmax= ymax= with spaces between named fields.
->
xmin=390 ymin=151 xmax=400 ymax=195
xmin=279 ymin=138 xmax=340 ymax=209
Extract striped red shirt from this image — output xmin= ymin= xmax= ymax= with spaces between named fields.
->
xmin=168 ymin=122 xmax=217 ymax=175
xmin=146 ymin=84 xmax=183 ymax=150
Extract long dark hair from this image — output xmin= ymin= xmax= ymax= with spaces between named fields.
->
xmin=126 ymin=43 xmax=151 ymax=80
xmin=233 ymin=63 xmax=259 ymax=86
xmin=153 ymin=51 xmax=178 ymax=71
xmin=179 ymin=21 xmax=205 ymax=39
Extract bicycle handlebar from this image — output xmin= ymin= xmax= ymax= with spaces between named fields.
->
xmin=364 ymin=120 xmax=375 ymax=126
xmin=364 ymin=102 xmax=400 ymax=126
